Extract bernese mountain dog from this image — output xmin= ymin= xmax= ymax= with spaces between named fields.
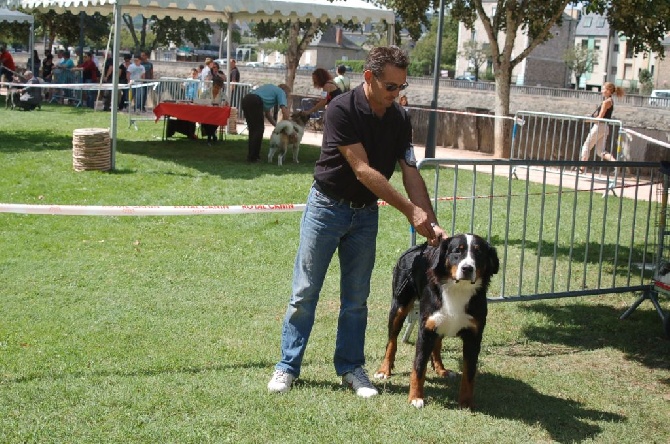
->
xmin=374 ymin=234 xmax=499 ymax=409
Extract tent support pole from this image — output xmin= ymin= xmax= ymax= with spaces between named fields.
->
xmin=110 ymin=3 xmax=122 ymax=170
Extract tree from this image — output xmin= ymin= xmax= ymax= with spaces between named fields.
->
xmin=638 ymin=68 xmax=653 ymax=96
xmin=32 ymin=10 xmax=110 ymax=52
xmin=459 ymin=39 xmax=488 ymax=81
xmin=410 ymin=15 xmax=458 ymax=76
xmin=383 ymin=0 xmax=670 ymax=157
xmin=122 ymin=15 xmax=214 ymax=53
xmin=563 ymin=45 xmax=598 ymax=90
xmin=251 ymin=19 xmax=329 ymax=91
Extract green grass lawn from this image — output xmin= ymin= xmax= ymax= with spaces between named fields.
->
xmin=1 ymin=103 xmax=669 ymax=443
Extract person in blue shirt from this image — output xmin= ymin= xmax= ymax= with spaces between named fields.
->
xmin=184 ymin=68 xmax=199 ymax=101
xmin=241 ymin=83 xmax=291 ymax=163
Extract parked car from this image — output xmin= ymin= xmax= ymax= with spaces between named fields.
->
xmin=298 ymin=64 xmax=316 ymax=71
xmin=213 ymin=58 xmax=228 ymax=67
xmin=455 ymin=73 xmax=476 ymax=81
xmin=270 ymin=62 xmax=287 ymax=70
xmin=245 ymin=61 xmax=264 ymax=68
xmin=649 ymin=90 xmax=670 ymax=106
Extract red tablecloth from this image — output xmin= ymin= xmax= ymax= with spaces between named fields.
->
xmin=154 ymin=102 xmax=231 ymax=127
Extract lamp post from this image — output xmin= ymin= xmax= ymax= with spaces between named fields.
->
xmin=424 ymin=0 xmax=445 ymax=159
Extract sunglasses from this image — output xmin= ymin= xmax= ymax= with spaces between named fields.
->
xmin=374 ymin=74 xmax=409 ymax=92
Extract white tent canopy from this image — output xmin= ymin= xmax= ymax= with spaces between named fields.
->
xmin=19 ymin=0 xmax=393 ymax=24
xmin=0 ymin=7 xmax=35 ymax=72
xmin=0 ymin=6 xmax=33 ymax=23
xmin=5 ymin=0 xmax=395 ymax=169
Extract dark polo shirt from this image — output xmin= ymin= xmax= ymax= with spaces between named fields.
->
xmin=314 ymin=85 xmax=413 ymax=205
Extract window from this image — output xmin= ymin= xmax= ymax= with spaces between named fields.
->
xmin=625 ymin=42 xmax=634 ymax=59
xmin=581 ymin=39 xmax=589 ymax=48
xmin=613 ymin=44 xmax=619 ymax=52
xmin=583 ymin=17 xmax=593 ymax=27
xmin=594 ymin=40 xmax=600 ymax=51
xmin=596 ymin=17 xmax=606 ymax=28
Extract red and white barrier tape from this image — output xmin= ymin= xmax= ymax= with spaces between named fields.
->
xmin=0 ymin=81 xmax=158 ymax=91
xmin=0 ymin=200 xmax=392 ymax=216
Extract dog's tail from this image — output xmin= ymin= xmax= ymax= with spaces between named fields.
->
xmin=273 ymin=121 xmax=296 ymax=137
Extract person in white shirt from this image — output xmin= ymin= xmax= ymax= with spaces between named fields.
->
xmin=126 ymin=56 xmax=146 ymax=112
xmin=333 ymin=64 xmax=351 ymax=92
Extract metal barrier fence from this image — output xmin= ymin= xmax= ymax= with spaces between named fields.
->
xmin=413 ymin=156 xmax=670 ymax=329
xmin=49 ymin=68 xmax=82 ymax=106
xmin=126 ymin=78 xmax=253 ymax=130
xmin=511 ymin=111 xmax=623 ymax=162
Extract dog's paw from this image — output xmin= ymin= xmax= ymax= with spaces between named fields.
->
xmin=410 ymin=398 xmax=425 ymax=408
xmin=435 ymin=368 xmax=459 ymax=379
xmin=373 ymin=371 xmax=390 ymax=380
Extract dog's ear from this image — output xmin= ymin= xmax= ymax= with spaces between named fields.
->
xmin=487 ymin=241 xmax=500 ymax=275
xmin=433 ymin=236 xmax=452 ymax=272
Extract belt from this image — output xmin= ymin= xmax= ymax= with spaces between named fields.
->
xmin=313 ymin=180 xmax=376 ymax=209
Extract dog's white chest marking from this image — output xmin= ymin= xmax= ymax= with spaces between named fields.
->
xmin=429 ymin=282 xmax=477 ymax=337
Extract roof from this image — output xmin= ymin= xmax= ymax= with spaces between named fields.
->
xmin=310 ymin=26 xmax=360 ymax=50
xmin=575 ymin=12 xmax=610 ymax=38
xmin=0 ymin=6 xmax=33 ymax=23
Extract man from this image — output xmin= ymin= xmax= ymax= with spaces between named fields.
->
xmin=79 ymin=52 xmax=99 ymax=109
xmin=267 ymin=46 xmax=446 ymax=397
xmin=118 ymin=55 xmax=130 ymax=110
xmin=11 ymin=70 xmax=41 ymax=110
xmin=240 ymin=83 xmax=291 ymax=163
xmin=102 ymin=52 xmax=114 ymax=111
xmin=126 ymin=56 xmax=145 ymax=112
xmin=333 ymin=64 xmax=351 ymax=92
xmin=139 ymin=51 xmax=153 ymax=112
xmin=0 ymin=45 xmax=17 ymax=82
xmin=228 ymin=58 xmax=240 ymax=107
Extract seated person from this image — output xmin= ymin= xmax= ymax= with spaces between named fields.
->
xmin=12 ymin=70 xmax=42 ymax=110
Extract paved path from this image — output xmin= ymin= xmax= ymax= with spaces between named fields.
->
xmin=285 ymin=123 xmax=656 ymax=202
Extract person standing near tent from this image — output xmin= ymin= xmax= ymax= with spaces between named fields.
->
xmin=127 ymin=55 xmax=145 ymax=112
xmin=0 ymin=45 xmax=17 ymax=82
xmin=139 ymin=51 xmax=153 ymax=112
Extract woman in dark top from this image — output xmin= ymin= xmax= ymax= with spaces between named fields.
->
xmin=41 ymin=54 xmax=53 ymax=82
xmin=301 ymin=67 xmax=342 ymax=116
xmin=579 ymin=81 xmax=624 ymax=168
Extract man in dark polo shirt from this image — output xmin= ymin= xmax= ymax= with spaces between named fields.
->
xmin=268 ymin=46 xmax=447 ymax=398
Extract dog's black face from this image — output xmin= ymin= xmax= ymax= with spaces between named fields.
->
xmin=435 ymin=234 xmax=500 ymax=285
xmin=290 ymin=111 xmax=310 ymax=127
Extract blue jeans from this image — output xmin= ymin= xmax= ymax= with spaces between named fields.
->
xmin=275 ymin=184 xmax=379 ymax=378
xmin=84 ymin=79 xmax=95 ymax=108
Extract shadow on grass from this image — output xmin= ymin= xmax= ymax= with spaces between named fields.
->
xmin=116 ymin=136 xmax=323 ymax=179
xmin=475 ymin=373 xmax=624 ymax=443
xmin=302 ymin=372 xmax=622 ymax=443
xmin=519 ymin=302 xmax=670 ymax=370
xmin=0 ymin=127 xmax=74 ymax=153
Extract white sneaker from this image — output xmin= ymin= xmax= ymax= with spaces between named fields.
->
xmin=268 ymin=369 xmax=295 ymax=393
xmin=342 ymin=367 xmax=379 ymax=398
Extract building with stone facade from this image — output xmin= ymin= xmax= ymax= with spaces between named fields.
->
xmin=454 ymin=1 xmax=578 ymax=88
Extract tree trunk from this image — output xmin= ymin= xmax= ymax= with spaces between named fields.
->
xmin=493 ymin=64 xmax=512 ymax=158
xmin=284 ymin=21 xmax=300 ymax=93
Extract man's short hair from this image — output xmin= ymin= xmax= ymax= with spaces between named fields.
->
xmin=364 ymin=46 xmax=409 ymax=78
xmin=337 ymin=65 xmax=347 ymax=75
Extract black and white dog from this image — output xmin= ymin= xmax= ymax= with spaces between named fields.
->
xmin=268 ymin=112 xmax=310 ymax=166
xmin=375 ymin=234 xmax=499 ymax=409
